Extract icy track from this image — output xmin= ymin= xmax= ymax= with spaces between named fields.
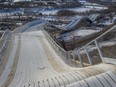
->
xmin=0 ymin=23 xmax=116 ymax=87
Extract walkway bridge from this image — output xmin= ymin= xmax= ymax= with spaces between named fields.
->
xmin=0 ymin=20 xmax=116 ymax=87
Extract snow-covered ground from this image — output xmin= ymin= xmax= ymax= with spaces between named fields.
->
xmin=58 ymin=28 xmax=101 ymax=42
xmin=98 ymin=16 xmax=116 ymax=26
xmin=73 ymin=29 xmax=100 ymax=37
xmin=78 ymin=0 xmax=87 ymax=3
xmin=0 ymin=1 xmax=107 ymax=16
xmin=0 ymin=8 xmax=23 ymax=17
xmin=14 ymin=0 xmax=32 ymax=2
xmin=41 ymin=6 xmax=107 ymax=15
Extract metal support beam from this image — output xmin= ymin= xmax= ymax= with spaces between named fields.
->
xmin=84 ymin=46 xmax=93 ymax=65
xmin=77 ymin=51 xmax=84 ymax=67
xmin=68 ymin=51 xmax=72 ymax=66
xmin=72 ymin=52 xmax=76 ymax=67
xmin=94 ymin=40 xmax=105 ymax=63
xmin=64 ymin=51 xmax=67 ymax=63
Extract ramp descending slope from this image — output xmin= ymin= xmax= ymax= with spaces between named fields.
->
xmin=62 ymin=16 xmax=83 ymax=31
xmin=0 ymin=22 xmax=116 ymax=87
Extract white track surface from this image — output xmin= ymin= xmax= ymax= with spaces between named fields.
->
xmin=0 ymin=24 xmax=116 ymax=87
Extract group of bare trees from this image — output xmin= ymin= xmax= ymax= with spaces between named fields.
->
xmin=86 ymin=0 xmax=116 ymax=6
xmin=57 ymin=10 xmax=77 ymax=17
xmin=60 ymin=1 xmax=82 ymax=8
